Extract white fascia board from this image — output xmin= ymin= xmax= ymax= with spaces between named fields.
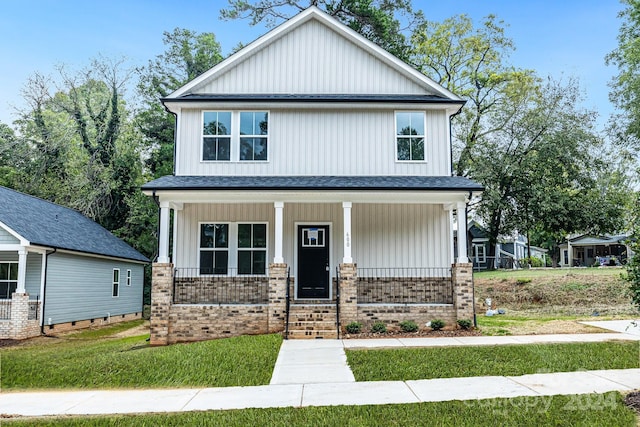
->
xmin=152 ymin=189 xmax=469 ymax=205
xmin=0 ymin=220 xmax=29 ymax=246
xmin=51 ymin=248 xmax=149 ymax=265
xmin=167 ymin=7 xmax=462 ymax=101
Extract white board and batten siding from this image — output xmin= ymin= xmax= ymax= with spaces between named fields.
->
xmin=175 ymin=109 xmax=450 ymax=176
xmin=194 ymin=19 xmax=428 ymax=95
xmin=176 ymin=203 xmax=452 ymax=271
xmin=43 ymin=252 xmax=143 ymax=325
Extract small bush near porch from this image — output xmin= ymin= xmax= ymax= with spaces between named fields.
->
xmin=0 ymin=322 xmax=282 ymax=390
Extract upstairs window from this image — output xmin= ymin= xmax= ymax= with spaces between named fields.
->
xmin=203 ymin=112 xmax=231 ymax=161
xmin=202 ymin=111 xmax=268 ymax=162
xmin=396 ymin=112 xmax=425 ymax=161
xmin=240 ymin=112 xmax=268 ymax=161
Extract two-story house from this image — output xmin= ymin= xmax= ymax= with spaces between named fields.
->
xmin=142 ymin=7 xmax=483 ymax=344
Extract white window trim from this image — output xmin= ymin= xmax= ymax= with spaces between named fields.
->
xmin=126 ymin=269 xmax=132 ymax=286
xmin=112 ymin=268 xmax=120 ymax=298
xmin=473 ymin=244 xmax=486 ymax=264
xmin=237 ymin=222 xmax=269 ymax=275
xmin=201 ymin=111 xmax=270 ymax=163
xmin=394 ymin=110 xmax=427 ymax=163
xmin=198 ymin=222 xmax=232 ymax=275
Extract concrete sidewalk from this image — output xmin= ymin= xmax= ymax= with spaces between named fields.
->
xmin=2 ymin=332 xmax=640 ymax=417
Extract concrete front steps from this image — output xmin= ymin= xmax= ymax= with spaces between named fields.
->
xmin=287 ymin=304 xmax=339 ymax=339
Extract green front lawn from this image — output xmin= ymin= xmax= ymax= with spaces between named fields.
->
xmin=1 ymin=329 xmax=282 ymax=390
xmin=473 ymin=267 xmax=624 ymax=281
xmin=346 ymin=341 xmax=639 ymax=381
xmin=3 ymin=393 xmax=635 ymax=426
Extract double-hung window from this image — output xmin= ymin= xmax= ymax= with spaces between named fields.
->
xmin=199 ymin=224 xmax=229 ymax=275
xmin=474 ymin=244 xmax=486 ymax=264
xmin=112 ymin=269 xmax=120 ymax=297
xmin=203 ymin=112 xmax=232 ymax=161
xmin=396 ymin=112 xmax=425 ymax=161
xmin=0 ymin=262 xmax=18 ymax=299
xmin=238 ymin=224 xmax=267 ymax=275
xmin=202 ymin=111 xmax=268 ymax=161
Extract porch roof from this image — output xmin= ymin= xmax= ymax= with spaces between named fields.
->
xmin=142 ymin=175 xmax=484 ymax=192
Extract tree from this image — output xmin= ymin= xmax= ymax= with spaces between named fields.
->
xmin=136 ymin=28 xmax=224 ymax=178
xmin=219 ymin=0 xmax=422 ymax=62
xmin=411 ymin=14 xmax=536 ymax=177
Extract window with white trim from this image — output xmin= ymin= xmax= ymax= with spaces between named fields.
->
xmin=0 ymin=262 xmax=18 ymax=299
xmin=474 ymin=244 xmax=486 ymax=264
xmin=112 ymin=269 xmax=120 ymax=297
xmin=199 ymin=222 xmax=268 ymax=275
xmin=199 ymin=224 xmax=229 ymax=275
xmin=126 ymin=269 xmax=132 ymax=286
xmin=238 ymin=223 xmax=267 ymax=274
xmin=202 ymin=111 xmax=268 ymax=162
xmin=396 ymin=111 xmax=425 ymax=161
xmin=240 ymin=112 xmax=268 ymax=161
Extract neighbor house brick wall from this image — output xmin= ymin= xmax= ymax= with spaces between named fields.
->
xmin=268 ymin=263 xmax=288 ymax=333
xmin=166 ymin=304 xmax=268 ymax=344
xmin=356 ymin=304 xmax=456 ymax=332
xmin=338 ymin=263 xmax=357 ymax=329
xmin=452 ymin=262 xmax=475 ymax=321
xmin=150 ymin=263 xmax=173 ymax=346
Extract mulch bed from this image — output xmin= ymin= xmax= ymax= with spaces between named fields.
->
xmin=624 ymin=391 xmax=640 ymax=414
xmin=343 ymin=328 xmax=482 ymax=339
xmin=0 ymin=339 xmax=21 ymax=348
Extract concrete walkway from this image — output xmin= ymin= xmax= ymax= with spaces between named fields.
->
xmin=2 ymin=332 xmax=640 ymax=417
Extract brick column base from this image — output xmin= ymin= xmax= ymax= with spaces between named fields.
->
xmin=7 ymin=293 xmax=40 ymax=340
xmin=268 ymin=263 xmax=288 ymax=333
xmin=452 ymin=263 xmax=474 ymax=322
xmin=338 ymin=263 xmax=357 ymax=330
xmin=150 ymin=263 xmax=173 ymax=346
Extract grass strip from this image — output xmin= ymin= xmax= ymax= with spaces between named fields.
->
xmin=1 ymin=333 xmax=282 ymax=390
xmin=3 ymin=393 xmax=635 ymax=426
xmin=346 ymin=341 xmax=639 ymax=381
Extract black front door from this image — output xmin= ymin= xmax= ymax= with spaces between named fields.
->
xmin=297 ymin=225 xmax=330 ymax=298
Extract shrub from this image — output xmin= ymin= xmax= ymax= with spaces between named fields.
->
xmin=516 ymin=278 xmax=532 ymax=285
xmin=430 ymin=319 xmax=445 ymax=331
xmin=345 ymin=321 xmax=362 ymax=334
xmin=371 ymin=321 xmax=387 ymax=334
xmin=457 ymin=319 xmax=473 ymax=330
xmin=399 ymin=320 xmax=418 ymax=333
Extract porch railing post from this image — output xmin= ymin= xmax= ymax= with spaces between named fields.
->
xmin=150 ymin=262 xmax=174 ymax=346
xmin=338 ymin=263 xmax=357 ymax=329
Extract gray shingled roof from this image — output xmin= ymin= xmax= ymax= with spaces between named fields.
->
xmin=162 ymin=94 xmax=466 ymax=105
xmin=0 ymin=186 xmax=149 ymax=263
xmin=142 ymin=175 xmax=484 ymax=192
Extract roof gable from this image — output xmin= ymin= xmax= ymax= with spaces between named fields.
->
xmin=0 ymin=186 xmax=148 ymax=262
xmin=168 ymin=7 xmax=461 ymax=100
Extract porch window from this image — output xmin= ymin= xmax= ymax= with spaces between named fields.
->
xmin=200 ymin=224 xmax=229 ymax=275
xmin=396 ymin=112 xmax=425 ymax=161
xmin=112 ymin=269 xmax=120 ymax=297
xmin=0 ymin=262 xmax=18 ymax=299
xmin=240 ymin=112 xmax=268 ymax=161
xmin=238 ymin=223 xmax=267 ymax=274
xmin=202 ymin=111 xmax=231 ymax=161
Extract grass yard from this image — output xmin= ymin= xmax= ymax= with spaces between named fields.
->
xmin=0 ymin=322 xmax=282 ymax=390
xmin=346 ymin=341 xmax=639 ymax=381
xmin=3 ymin=393 xmax=635 ymax=426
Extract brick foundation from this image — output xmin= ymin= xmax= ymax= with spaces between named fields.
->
xmin=338 ymin=263 xmax=358 ymax=329
xmin=356 ymin=304 xmax=456 ymax=331
xmin=41 ymin=312 xmax=142 ymax=334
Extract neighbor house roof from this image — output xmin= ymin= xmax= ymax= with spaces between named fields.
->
xmin=141 ymin=175 xmax=484 ymax=192
xmin=0 ymin=186 xmax=149 ymax=263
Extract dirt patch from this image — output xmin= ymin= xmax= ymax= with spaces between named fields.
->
xmin=111 ymin=321 xmax=150 ymax=338
xmin=624 ymin=391 xmax=640 ymax=415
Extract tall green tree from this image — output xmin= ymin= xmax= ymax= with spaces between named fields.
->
xmin=220 ymin=0 xmax=422 ymax=62
xmin=136 ymin=28 xmax=224 ymax=178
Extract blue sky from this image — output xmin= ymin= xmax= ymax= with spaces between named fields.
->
xmin=0 ymin=1 xmax=624 ymax=131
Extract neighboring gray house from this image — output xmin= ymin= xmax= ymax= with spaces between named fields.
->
xmin=0 ymin=186 xmax=148 ymax=339
xmin=559 ymin=234 xmax=632 ymax=267
xmin=143 ymin=7 xmax=483 ymax=344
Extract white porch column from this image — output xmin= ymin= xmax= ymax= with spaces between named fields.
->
xmin=567 ymin=239 xmax=573 ymax=267
xmin=342 ymin=202 xmax=353 ymax=264
xmin=158 ymin=202 xmax=171 ymax=263
xmin=274 ymin=202 xmax=284 ymax=263
xmin=17 ymin=249 xmax=27 ymax=293
xmin=456 ymin=202 xmax=469 ymax=263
